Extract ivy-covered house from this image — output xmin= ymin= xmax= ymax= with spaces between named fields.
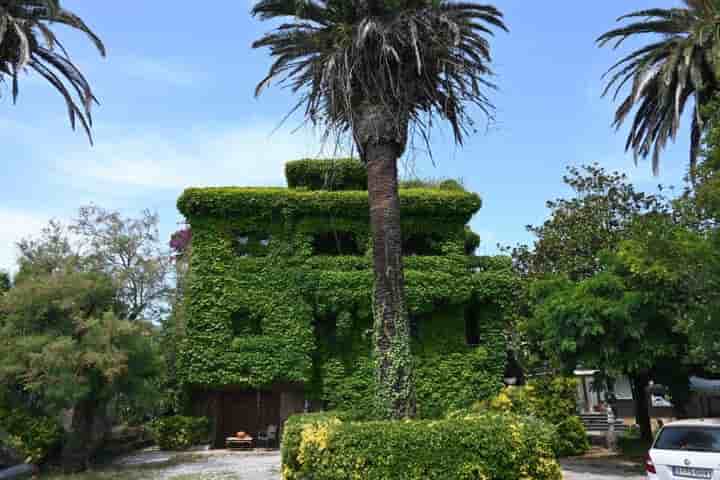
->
xmin=176 ymin=159 xmax=517 ymax=448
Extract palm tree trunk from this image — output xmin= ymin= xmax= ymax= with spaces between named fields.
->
xmin=354 ymin=103 xmax=415 ymax=420
xmin=366 ymin=142 xmax=415 ymax=419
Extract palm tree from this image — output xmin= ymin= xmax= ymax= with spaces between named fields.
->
xmin=0 ymin=0 xmax=105 ymax=142
xmin=252 ymin=0 xmax=506 ymax=419
xmin=598 ymin=1 xmax=720 ymax=176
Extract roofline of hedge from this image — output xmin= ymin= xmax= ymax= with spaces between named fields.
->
xmin=177 ymin=187 xmax=482 ymax=222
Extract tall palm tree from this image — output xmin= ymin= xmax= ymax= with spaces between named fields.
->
xmin=598 ymin=1 xmax=720 ymax=176
xmin=0 ymin=0 xmax=105 ymax=142
xmin=252 ymin=0 xmax=506 ymax=419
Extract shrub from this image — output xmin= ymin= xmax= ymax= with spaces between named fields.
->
xmin=554 ymin=416 xmax=591 ymax=457
xmin=618 ymin=425 xmax=650 ymax=458
xmin=285 ymin=159 xmax=367 ymax=191
xmin=0 ymin=407 xmax=62 ymax=464
xmin=282 ymin=412 xmax=562 ymax=480
xmin=470 ymin=376 xmax=590 ymax=457
xmin=400 ymin=177 xmax=466 ymax=191
xmin=149 ymin=416 xmax=209 ymax=450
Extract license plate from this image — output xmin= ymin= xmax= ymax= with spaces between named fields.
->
xmin=673 ymin=466 xmax=713 ymax=479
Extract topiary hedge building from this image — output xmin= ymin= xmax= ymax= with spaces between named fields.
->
xmin=176 ymin=159 xmax=517 ymax=448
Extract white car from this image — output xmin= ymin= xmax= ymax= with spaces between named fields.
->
xmin=647 ymin=419 xmax=720 ymax=479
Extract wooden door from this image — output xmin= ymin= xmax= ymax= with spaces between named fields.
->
xmin=214 ymin=390 xmax=282 ymax=448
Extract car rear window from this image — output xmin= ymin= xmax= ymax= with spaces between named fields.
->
xmin=654 ymin=426 xmax=720 ymax=453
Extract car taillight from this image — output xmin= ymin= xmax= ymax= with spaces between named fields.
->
xmin=645 ymin=454 xmax=657 ymax=474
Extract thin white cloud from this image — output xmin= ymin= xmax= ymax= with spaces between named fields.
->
xmin=0 ymin=209 xmax=50 ymax=273
xmin=53 ymin=122 xmax=340 ymax=191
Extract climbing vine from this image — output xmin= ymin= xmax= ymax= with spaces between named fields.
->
xmin=177 ymin=162 xmax=516 ymax=418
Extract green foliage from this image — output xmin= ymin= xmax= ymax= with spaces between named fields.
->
xmin=528 ymin=269 xmax=683 ymax=378
xmin=464 ymin=227 xmax=481 ymax=254
xmin=177 ymin=186 xmax=482 ymax=223
xmin=178 ymin=186 xmax=511 ymax=418
xmin=281 ymin=412 xmax=562 ymax=480
xmin=399 ymin=178 xmax=466 ymax=191
xmin=0 ymin=271 xmax=10 ymax=293
xmin=0 ymin=270 xmax=160 ymax=413
xmin=149 ymin=416 xmax=209 ymax=451
xmin=617 ymin=426 xmax=651 ymax=459
xmin=285 ymin=159 xmax=368 ymax=191
xmin=554 ymin=416 xmax=591 ymax=458
xmin=470 ymin=377 xmax=590 ymax=457
xmin=513 ymin=164 xmax=667 ymax=281
xmin=0 ymin=406 xmax=62 ymax=464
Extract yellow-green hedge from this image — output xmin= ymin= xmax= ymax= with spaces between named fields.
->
xmin=469 ymin=377 xmax=590 ymax=457
xmin=281 ymin=412 xmax=562 ymax=480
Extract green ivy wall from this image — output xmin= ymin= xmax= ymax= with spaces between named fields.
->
xmin=177 ymin=171 xmax=516 ymax=419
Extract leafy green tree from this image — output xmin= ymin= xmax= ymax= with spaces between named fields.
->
xmin=515 ymin=166 xmax=686 ymax=442
xmin=71 ymin=206 xmax=173 ymax=322
xmin=251 ymin=0 xmax=507 ymax=419
xmin=0 ymin=0 xmax=105 ymax=141
xmin=512 ymin=164 xmax=667 ymax=281
xmin=622 ymin=99 xmax=720 ymax=371
xmin=0 ymin=269 xmax=159 ymax=471
xmin=1 ymin=208 xmax=168 ymax=470
xmin=15 ymin=207 xmax=173 ymax=322
xmin=528 ymin=246 xmax=687 ymax=443
xmin=598 ymin=1 xmax=720 ymax=173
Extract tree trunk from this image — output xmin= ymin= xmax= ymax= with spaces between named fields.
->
xmin=630 ymin=372 xmax=653 ymax=444
xmin=354 ymin=103 xmax=414 ymax=419
xmin=61 ymin=397 xmax=109 ymax=472
xmin=366 ymin=142 xmax=415 ymax=419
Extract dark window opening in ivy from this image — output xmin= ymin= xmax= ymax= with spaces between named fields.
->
xmin=231 ymin=309 xmax=262 ymax=336
xmin=465 ymin=308 xmax=480 ymax=346
xmin=403 ymin=233 xmax=444 ymax=256
xmin=234 ymin=233 xmax=271 ymax=257
xmin=314 ymin=313 xmax=338 ymax=351
xmin=312 ymin=231 xmax=362 ymax=255
xmin=409 ymin=315 xmax=420 ymax=340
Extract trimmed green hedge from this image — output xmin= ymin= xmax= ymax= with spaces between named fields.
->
xmin=286 ymin=159 xmax=367 ymax=191
xmin=282 ymin=412 xmax=562 ymax=480
xmin=149 ymin=416 xmax=209 ymax=450
xmin=177 ymin=187 xmax=481 ymax=223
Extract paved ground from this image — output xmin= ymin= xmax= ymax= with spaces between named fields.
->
xmin=113 ymin=450 xmax=282 ymax=480
xmin=112 ymin=449 xmax=647 ymax=480
xmin=561 ymin=457 xmax=646 ymax=480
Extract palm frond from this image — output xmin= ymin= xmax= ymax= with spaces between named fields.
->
xmin=0 ymin=0 xmax=105 ymax=143
xmin=598 ymin=1 xmax=720 ymax=175
xmin=252 ymin=0 xmax=506 ymax=157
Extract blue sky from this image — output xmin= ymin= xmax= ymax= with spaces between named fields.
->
xmin=0 ymin=0 xmax=693 ymax=272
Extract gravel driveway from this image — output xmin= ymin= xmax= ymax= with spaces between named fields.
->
xmin=113 ymin=449 xmax=647 ymax=480
xmin=113 ymin=450 xmax=282 ymax=480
